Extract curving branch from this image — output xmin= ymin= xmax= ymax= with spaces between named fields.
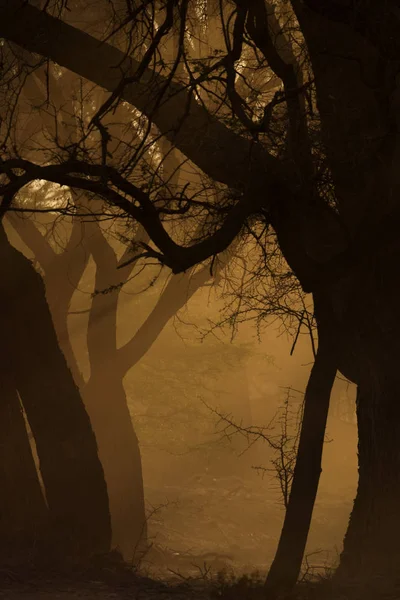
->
xmin=0 ymin=3 xmax=350 ymax=290
xmin=0 ymin=157 xmax=259 ymax=274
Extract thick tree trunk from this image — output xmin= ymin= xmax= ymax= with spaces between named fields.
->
xmin=283 ymin=8 xmax=400 ymax=589
xmin=0 ymin=227 xmax=111 ymax=559
xmin=8 ymin=214 xmax=144 ymax=558
xmin=334 ymin=376 xmax=400 ymax=593
xmin=0 ymin=369 xmax=48 ymax=562
xmin=83 ymin=374 xmax=147 ymax=562
xmin=316 ymin=235 xmax=400 ymax=592
xmin=264 ymin=314 xmax=337 ymax=597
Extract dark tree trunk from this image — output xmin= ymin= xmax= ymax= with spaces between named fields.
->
xmin=317 ymin=237 xmax=400 ymax=591
xmin=335 ymin=382 xmax=400 ymax=591
xmin=285 ymin=5 xmax=400 ymax=591
xmin=0 ymin=368 xmax=48 ymax=562
xmin=0 ymin=227 xmax=111 ymax=559
xmin=331 ymin=278 xmax=400 ymax=591
xmin=265 ymin=309 xmax=337 ymax=597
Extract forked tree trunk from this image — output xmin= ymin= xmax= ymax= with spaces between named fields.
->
xmin=265 ymin=309 xmax=337 ymax=597
xmin=8 ymin=213 xmax=145 ymax=558
xmin=0 ymin=227 xmax=111 ymax=559
xmin=81 ymin=225 xmax=148 ymax=560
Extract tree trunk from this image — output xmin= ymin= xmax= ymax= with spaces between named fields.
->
xmin=0 ymin=368 xmax=48 ymax=562
xmin=80 ymin=224 xmax=148 ymax=560
xmin=83 ymin=374 xmax=147 ymax=562
xmin=0 ymin=227 xmax=111 ymax=559
xmin=316 ymin=236 xmax=400 ymax=592
xmin=265 ymin=312 xmax=337 ymax=597
xmin=333 ymin=372 xmax=400 ymax=594
xmin=335 ymin=382 xmax=400 ymax=590
xmin=45 ymin=277 xmax=87 ymax=390
xmin=283 ymin=7 xmax=400 ymax=589
xmin=8 ymin=213 xmax=145 ymax=558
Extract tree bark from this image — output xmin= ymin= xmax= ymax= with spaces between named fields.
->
xmin=313 ymin=230 xmax=400 ymax=591
xmin=331 ymin=278 xmax=400 ymax=590
xmin=0 ymin=226 xmax=111 ymax=559
xmin=76 ymin=222 xmax=147 ymax=559
xmin=11 ymin=215 xmax=149 ymax=561
xmin=0 ymin=367 xmax=48 ymax=562
xmin=335 ymin=383 xmax=400 ymax=591
xmin=264 ymin=307 xmax=337 ymax=597
xmin=284 ymin=8 xmax=400 ymax=588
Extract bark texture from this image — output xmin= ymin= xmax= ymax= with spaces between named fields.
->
xmin=325 ymin=242 xmax=400 ymax=589
xmin=0 ymin=370 xmax=48 ymax=561
xmin=0 ymin=226 xmax=111 ymax=559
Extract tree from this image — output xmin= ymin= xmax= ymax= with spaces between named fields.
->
xmin=0 ymin=224 xmax=111 ymax=560
xmin=6 ymin=61 xmax=226 ymax=559
xmin=264 ymin=320 xmax=336 ymax=596
xmin=10 ymin=204 xmax=223 ymax=559
xmin=1 ymin=0 xmax=399 ymax=594
xmin=0 ymin=338 xmax=48 ymax=564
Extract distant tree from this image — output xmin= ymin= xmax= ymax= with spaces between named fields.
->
xmin=5 ymin=63 xmax=229 ymax=560
xmin=10 ymin=201 xmax=223 ymax=559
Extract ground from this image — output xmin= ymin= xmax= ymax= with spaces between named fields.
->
xmin=0 ymin=566 xmax=210 ymax=600
xmin=0 ymin=417 xmax=357 ymax=599
xmin=141 ymin=415 xmax=357 ymax=581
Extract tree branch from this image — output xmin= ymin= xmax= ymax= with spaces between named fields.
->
xmin=7 ymin=213 xmax=56 ymax=273
xmin=0 ymin=1 xmax=288 ymax=195
xmin=1 ymin=157 xmax=260 ymax=274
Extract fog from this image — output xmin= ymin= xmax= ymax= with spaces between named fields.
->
xmin=9 ymin=220 xmax=357 ymax=580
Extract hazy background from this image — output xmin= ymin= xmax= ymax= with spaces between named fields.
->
xmin=8 ymin=219 xmax=357 ymax=578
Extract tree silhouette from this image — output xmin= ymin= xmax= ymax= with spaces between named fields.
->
xmin=1 ymin=0 xmax=399 ymax=595
xmin=0 ymin=224 xmax=111 ymax=560
xmin=5 ymin=59 xmax=229 ymax=559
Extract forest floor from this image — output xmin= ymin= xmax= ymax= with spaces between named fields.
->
xmin=141 ymin=468 xmax=354 ymax=580
xmin=0 ymin=418 xmax=357 ymax=599
xmin=0 ymin=545 xmax=389 ymax=600
xmin=0 ymin=479 xmax=352 ymax=599
xmin=0 ymin=564 xmax=329 ymax=600
xmin=1 ymin=568 xmax=397 ymax=600
xmin=0 ymin=564 xmax=211 ymax=600
xmin=138 ymin=414 xmax=358 ymax=580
